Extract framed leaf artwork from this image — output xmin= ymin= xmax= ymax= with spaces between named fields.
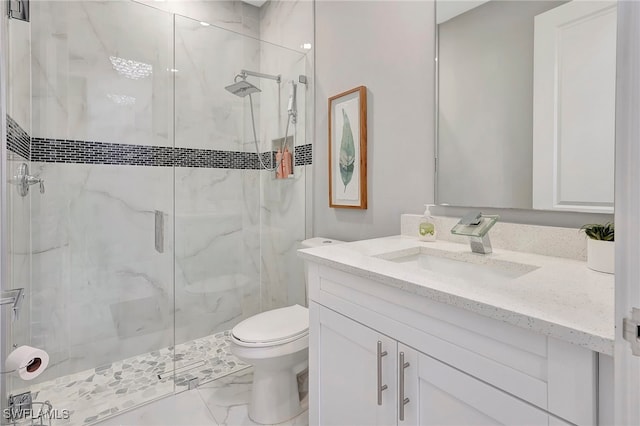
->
xmin=328 ymin=86 xmax=367 ymax=209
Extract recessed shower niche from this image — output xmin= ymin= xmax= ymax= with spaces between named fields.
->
xmin=273 ymin=135 xmax=295 ymax=179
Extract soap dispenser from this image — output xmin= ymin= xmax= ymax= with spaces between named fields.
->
xmin=418 ymin=204 xmax=437 ymax=242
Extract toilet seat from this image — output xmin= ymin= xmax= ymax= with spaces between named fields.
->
xmin=232 ymin=304 xmax=309 ymax=347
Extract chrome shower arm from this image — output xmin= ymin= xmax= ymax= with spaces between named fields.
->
xmin=240 ymin=69 xmax=281 ymax=83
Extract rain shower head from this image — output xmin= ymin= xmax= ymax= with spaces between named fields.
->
xmin=225 ymin=80 xmax=261 ymax=97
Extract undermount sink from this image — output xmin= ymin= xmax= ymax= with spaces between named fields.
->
xmin=376 ymin=247 xmax=539 ymax=283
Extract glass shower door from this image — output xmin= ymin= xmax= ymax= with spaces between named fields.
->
xmin=172 ymin=14 xmax=258 ymax=388
xmin=3 ymin=3 xmax=33 ymax=420
xmin=172 ymin=12 xmax=309 ymax=387
xmin=3 ymin=1 xmax=176 ymax=424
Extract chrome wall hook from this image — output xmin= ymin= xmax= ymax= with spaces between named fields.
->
xmin=10 ymin=163 xmax=44 ymax=197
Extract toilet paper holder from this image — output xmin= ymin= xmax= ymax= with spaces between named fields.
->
xmin=0 ymin=288 xmax=24 ymax=322
xmin=7 ymin=391 xmax=54 ymax=426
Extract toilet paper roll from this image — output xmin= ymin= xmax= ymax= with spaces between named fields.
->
xmin=5 ymin=345 xmax=49 ymax=380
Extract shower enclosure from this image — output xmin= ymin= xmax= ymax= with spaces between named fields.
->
xmin=1 ymin=0 xmax=311 ymax=424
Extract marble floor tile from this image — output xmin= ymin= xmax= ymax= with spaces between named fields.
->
xmin=197 ymin=369 xmax=308 ymax=426
xmin=97 ymin=390 xmax=216 ymax=426
xmin=95 ymin=367 xmax=309 ymax=426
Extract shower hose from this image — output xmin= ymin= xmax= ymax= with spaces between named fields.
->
xmin=248 ymin=93 xmax=291 ymax=172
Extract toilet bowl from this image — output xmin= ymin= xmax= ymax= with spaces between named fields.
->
xmin=230 ymin=237 xmax=343 ymax=424
xmin=231 ymin=305 xmax=309 ymax=424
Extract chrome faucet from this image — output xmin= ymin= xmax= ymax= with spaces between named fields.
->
xmin=451 ymin=211 xmax=499 ymax=254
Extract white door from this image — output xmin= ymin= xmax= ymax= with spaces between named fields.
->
xmin=311 ymin=304 xmax=397 ymax=426
xmin=532 ymin=0 xmax=617 ymax=213
xmin=614 ymin=2 xmax=640 ymax=425
xmin=412 ymin=351 xmax=551 ymax=425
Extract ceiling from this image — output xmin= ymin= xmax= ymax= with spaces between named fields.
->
xmin=242 ymin=0 xmax=267 ymax=7
xmin=437 ymin=1 xmax=490 ymax=24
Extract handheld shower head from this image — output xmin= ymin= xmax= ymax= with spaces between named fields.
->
xmin=225 ymin=80 xmax=261 ymax=98
xmin=288 ymin=81 xmax=297 ymax=123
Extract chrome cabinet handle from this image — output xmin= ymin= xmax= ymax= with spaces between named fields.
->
xmin=399 ymin=351 xmax=410 ymax=421
xmin=377 ymin=340 xmax=388 ymax=405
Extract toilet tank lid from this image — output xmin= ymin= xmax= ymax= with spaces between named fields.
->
xmin=232 ymin=304 xmax=309 ymax=344
xmin=301 ymin=237 xmax=344 ymax=248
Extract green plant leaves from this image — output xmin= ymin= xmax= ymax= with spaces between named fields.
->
xmin=580 ymin=222 xmax=614 ymax=241
xmin=339 ymin=109 xmax=355 ymax=192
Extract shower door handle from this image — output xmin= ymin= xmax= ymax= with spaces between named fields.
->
xmin=155 ymin=211 xmax=164 ymax=253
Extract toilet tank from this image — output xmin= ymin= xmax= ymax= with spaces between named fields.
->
xmin=300 ymin=238 xmax=344 ymax=306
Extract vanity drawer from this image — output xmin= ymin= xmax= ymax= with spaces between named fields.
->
xmin=307 ymin=263 xmax=597 ymax=425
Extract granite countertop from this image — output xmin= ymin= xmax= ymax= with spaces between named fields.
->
xmin=299 ymin=236 xmax=615 ymax=355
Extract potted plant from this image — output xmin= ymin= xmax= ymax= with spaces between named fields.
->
xmin=581 ymin=223 xmax=614 ymax=274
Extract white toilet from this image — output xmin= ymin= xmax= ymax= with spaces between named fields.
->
xmin=230 ymin=237 xmax=343 ymax=424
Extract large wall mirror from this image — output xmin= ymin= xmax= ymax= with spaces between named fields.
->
xmin=436 ymin=0 xmax=616 ymax=214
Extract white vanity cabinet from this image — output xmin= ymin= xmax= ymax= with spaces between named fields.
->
xmin=409 ymin=348 xmax=561 ymax=425
xmin=307 ymin=262 xmax=600 ymax=426
xmin=313 ymin=304 xmax=398 ymax=425
xmin=313 ymin=304 xmax=562 ymax=425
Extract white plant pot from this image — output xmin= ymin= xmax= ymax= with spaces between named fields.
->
xmin=587 ymin=239 xmax=615 ymax=274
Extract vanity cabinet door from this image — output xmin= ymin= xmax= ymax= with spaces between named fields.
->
xmin=412 ymin=351 xmax=551 ymax=425
xmin=315 ymin=305 xmax=397 ymax=425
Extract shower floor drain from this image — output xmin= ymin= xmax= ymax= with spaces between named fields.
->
xmin=157 ymin=360 xmax=207 ymax=380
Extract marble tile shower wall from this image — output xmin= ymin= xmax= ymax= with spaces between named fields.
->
xmin=257 ymin=48 xmax=308 ymax=310
xmin=7 ymin=15 xmax=31 ymax=133
xmin=15 ymin=0 xmax=313 ymax=385
xmin=137 ymin=0 xmax=261 ymax=39
xmin=173 ymin=15 xmax=262 ymax=348
xmin=31 ymin=1 xmax=173 ymax=146
xmin=258 ymin=1 xmax=313 ymax=310
xmin=172 ymin=16 xmax=260 ymax=342
xmin=28 ymin=163 xmax=176 ymax=384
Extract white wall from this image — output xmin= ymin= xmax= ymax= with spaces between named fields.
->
xmin=314 ymin=0 xmax=435 ymax=241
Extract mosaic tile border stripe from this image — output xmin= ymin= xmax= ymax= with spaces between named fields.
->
xmin=29 ymin=139 xmax=313 ymax=169
xmin=29 ymin=138 xmax=312 ymax=169
xmin=295 ymin=143 xmax=313 ymax=166
xmin=7 ymin=115 xmax=313 ymax=170
xmin=6 ymin=115 xmax=31 ymax=160
xmin=6 ymin=115 xmax=312 ymax=169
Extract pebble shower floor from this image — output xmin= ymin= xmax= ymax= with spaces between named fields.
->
xmin=14 ymin=331 xmax=248 ymax=425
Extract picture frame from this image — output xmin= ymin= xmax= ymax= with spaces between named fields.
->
xmin=328 ymin=86 xmax=367 ymax=209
